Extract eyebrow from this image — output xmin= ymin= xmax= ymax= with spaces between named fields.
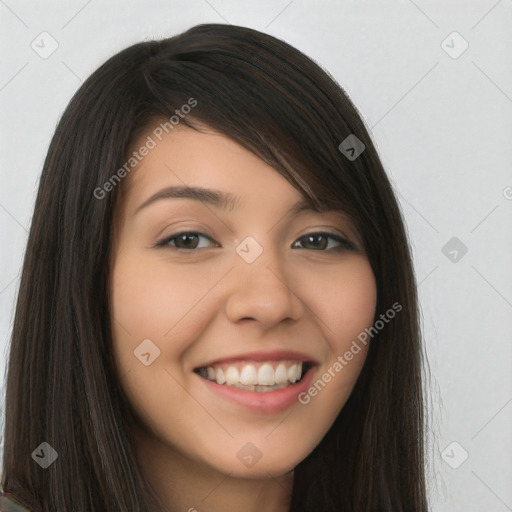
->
xmin=134 ymin=185 xmax=319 ymax=217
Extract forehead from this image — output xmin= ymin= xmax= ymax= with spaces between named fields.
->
xmin=121 ymin=124 xmax=310 ymax=212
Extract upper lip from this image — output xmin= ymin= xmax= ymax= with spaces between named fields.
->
xmin=195 ymin=350 xmax=319 ymax=368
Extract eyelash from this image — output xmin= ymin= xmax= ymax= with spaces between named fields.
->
xmin=155 ymin=231 xmax=357 ymax=252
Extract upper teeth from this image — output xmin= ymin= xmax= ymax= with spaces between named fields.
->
xmin=202 ymin=361 xmax=303 ymax=387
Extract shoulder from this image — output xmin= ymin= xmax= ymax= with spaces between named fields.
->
xmin=0 ymin=489 xmax=33 ymax=511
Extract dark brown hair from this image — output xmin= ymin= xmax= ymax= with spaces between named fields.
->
xmin=1 ymin=23 xmax=429 ymax=511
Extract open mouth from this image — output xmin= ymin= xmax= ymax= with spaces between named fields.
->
xmin=194 ymin=360 xmax=315 ymax=392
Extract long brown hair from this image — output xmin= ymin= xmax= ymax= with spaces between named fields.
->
xmin=1 ymin=24 xmax=428 ymax=511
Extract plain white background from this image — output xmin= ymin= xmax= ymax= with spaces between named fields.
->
xmin=1 ymin=1 xmax=511 ymax=511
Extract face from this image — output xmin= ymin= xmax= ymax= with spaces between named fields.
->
xmin=109 ymin=123 xmax=377 ymax=479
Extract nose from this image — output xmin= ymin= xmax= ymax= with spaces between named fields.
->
xmin=224 ymin=242 xmax=305 ymax=328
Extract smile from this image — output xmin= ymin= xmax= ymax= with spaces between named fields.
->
xmin=194 ymin=360 xmax=313 ymax=392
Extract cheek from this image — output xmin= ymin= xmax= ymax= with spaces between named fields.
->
xmin=111 ymin=252 xmax=188 ymax=327
xmin=295 ymin=257 xmax=376 ymax=411
xmin=110 ymin=249 xmax=216 ymax=348
xmin=108 ymin=250 xmax=210 ymax=432
xmin=109 ymin=250 xmax=184 ymax=387
xmin=108 ymin=248 xmax=229 ymax=412
xmin=308 ymin=257 xmax=377 ymax=347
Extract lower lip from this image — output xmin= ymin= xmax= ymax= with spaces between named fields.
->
xmin=197 ymin=367 xmax=317 ymax=414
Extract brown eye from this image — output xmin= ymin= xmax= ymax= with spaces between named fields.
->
xmin=292 ymin=232 xmax=356 ymax=251
xmin=157 ymin=232 xmax=218 ymax=250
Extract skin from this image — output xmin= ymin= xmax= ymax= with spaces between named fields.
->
xmin=109 ymin=123 xmax=377 ymax=512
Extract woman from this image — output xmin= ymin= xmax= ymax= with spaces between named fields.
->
xmin=1 ymin=23 xmax=428 ymax=512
